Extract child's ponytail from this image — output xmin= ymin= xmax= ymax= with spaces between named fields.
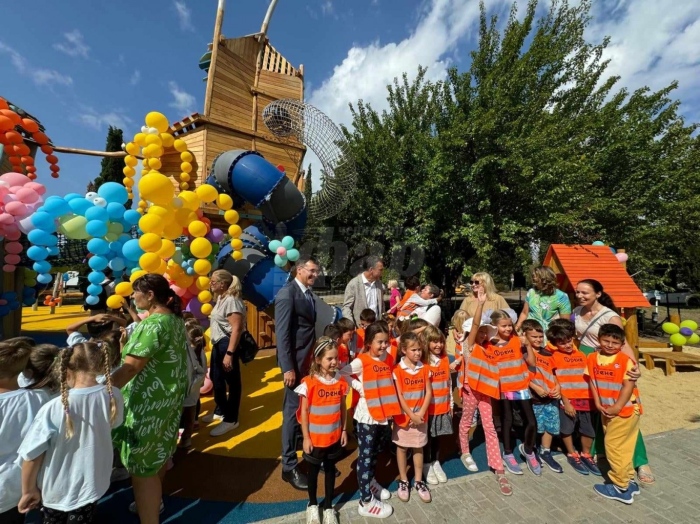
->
xmin=58 ymin=347 xmax=75 ymax=440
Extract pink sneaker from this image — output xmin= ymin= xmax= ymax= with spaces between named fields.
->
xmin=397 ymin=480 xmax=410 ymax=502
xmin=414 ymin=481 xmax=431 ymax=503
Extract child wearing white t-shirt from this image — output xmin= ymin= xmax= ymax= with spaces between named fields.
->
xmin=17 ymin=341 xmax=124 ymax=523
xmin=0 ymin=338 xmax=48 ymax=524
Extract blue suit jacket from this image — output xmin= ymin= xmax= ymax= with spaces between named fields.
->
xmin=275 ymin=279 xmax=317 ymax=382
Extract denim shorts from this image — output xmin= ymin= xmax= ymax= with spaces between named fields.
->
xmin=533 ymin=402 xmax=560 ymax=435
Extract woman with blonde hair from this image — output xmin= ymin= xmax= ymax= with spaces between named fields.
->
xmin=515 ymin=266 xmax=571 ymax=334
xmin=459 ymin=272 xmax=509 ymax=319
xmin=203 ymin=269 xmax=247 ymax=437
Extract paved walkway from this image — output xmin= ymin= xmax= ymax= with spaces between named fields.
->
xmin=255 ymin=427 xmax=700 ymax=524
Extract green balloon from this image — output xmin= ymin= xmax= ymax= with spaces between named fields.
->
xmin=688 ymin=333 xmax=700 ymax=345
xmin=680 ymin=320 xmax=698 ymax=331
xmin=670 ymin=333 xmax=687 ymax=346
xmin=662 ymin=322 xmax=680 ymax=335
xmin=59 ymin=216 xmax=89 ymax=240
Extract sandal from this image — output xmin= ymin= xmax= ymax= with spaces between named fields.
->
xmin=637 ymin=465 xmax=656 ymax=486
xmin=496 ymin=473 xmax=512 ymax=496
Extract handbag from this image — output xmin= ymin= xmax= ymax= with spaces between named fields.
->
xmin=237 ymin=330 xmax=259 ymax=364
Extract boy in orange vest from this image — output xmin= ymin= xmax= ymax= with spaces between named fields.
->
xmin=522 ymin=320 xmax=562 ymax=473
xmin=548 ymin=323 xmax=601 ymax=476
xmin=353 ymin=309 xmax=376 ymax=354
xmin=588 ymin=324 xmax=642 ymax=504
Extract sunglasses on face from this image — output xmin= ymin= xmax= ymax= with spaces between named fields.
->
xmin=470 ymin=280 xmax=481 ymax=285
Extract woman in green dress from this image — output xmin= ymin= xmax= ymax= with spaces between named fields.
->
xmin=112 ymin=274 xmax=188 ymax=524
xmin=515 ymin=266 xmax=572 ymax=335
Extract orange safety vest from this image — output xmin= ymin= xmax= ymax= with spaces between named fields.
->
xmin=587 ymin=352 xmax=643 ymax=417
xmin=388 ymin=338 xmax=398 ymax=361
xmin=338 ymin=343 xmax=350 ymax=368
xmin=552 ymin=349 xmax=590 ymax=400
xmin=530 ymin=350 xmax=556 ymax=392
xmin=491 ymin=337 xmax=530 ymax=393
xmin=428 ymin=355 xmax=451 ymax=415
xmin=296 ymin=375 xmax=348 ymax=447
xmin=355 ymin=328 xmax=365 ymax=352
xmin=357 ymin=353 xmax=401 ymax=421
xmin=466 ymin=344 xmax=501 ymax=399
xmin=396 ymin=289 xmax=416 ymax=313
xmin=393 ymin=364 xmax=430 ymax=427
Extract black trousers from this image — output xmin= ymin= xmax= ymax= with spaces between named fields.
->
xmin=41 ymin=502 xmax=97 ymax=524
xmin=211 ymin=337 xmax=242 ymax=423
xmin=0 ymin=507 xmax=24 ymax=524
xmin=500 ymin=398 xmax=537 ymax=455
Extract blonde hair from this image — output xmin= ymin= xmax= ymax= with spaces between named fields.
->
xmin=420 ymin=325 xmax=446 ymax=358
xmin=309 ymin=336 xmax=338 ymax=377
xmin=0 ymin=337 xmax=33 ymax=379
xmin=212 ymin=270 xmax=242 ymax=299
xmin=388 ymin=279 xmax=398 ymax=289
xmin=490 ymin=309 xmax=514 ymax=325
xmin=531 ymin=266 xmax=558 ymax=295
xmin=472 ymin=272 xmax=499 ymax=300
xmin=58 ymin=342 xmax=117 ymax=439
xmin=451 ymin=310 xmax=469 ymax=334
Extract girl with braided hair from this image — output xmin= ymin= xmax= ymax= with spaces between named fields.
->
xmin=17 ymin=342 xmax=124 ymax=522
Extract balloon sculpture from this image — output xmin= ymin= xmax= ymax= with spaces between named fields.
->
xmin=592 ymin=240 xmax=628 ymax=263
xmin=269 ymin=236 xmax=300 ymax=267
xmin=662 ymin=320 xmax=700 ymax=347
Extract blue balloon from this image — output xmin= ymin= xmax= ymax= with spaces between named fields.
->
xmin=186 ymin=267 xmax=195 ymax=275
xmin=109 ymin=258 xmax=126 ymax=271
xmin=42 ymin=197 xmax=71 ymax=218
xmin=86 ymin=220 xmax=108 ymax=238
xmin=27 ymin=246 xmax=49 ymax=261
xmin=268 ymin=240 xmax=282 ymax=252
xmin=0 ymin=305 xmax=10 ymax=317
xmin=33 ymin=261 xmax=51 ymax=274
xmin=281 ymin=236 xmax=295 ymax=250
xmin=106 ymin=202 xmax=125 ymax=220
xmin=85 ymin=206 xmax=109 ymax=222
xmin=64 ymin=193 xmax=83 ymax=202
xmin=31 ymin=211 xmax=56 ymax=232
xmin=87 ymin=283 xmax=103 ymax=295
xmin=88 ymin=271 xmax=105 ymax=284
xmin=27 ymin=230 xmax=52 ymax=246
xmin=88 ymin=255 xmax=108 ymax=271
xmin=3 ymin=292 xmax=18 ymax=301
xmin=98 ymin=182 xmax=129 ymax=205
xmin=610 ymin=247 xmax=617 ymax=254
xmin=68 ymin=198 xmax=93 ymax=216
xmin=87 ymin=238 xmax=110 ymax=256
xmin=592 ymin=241 xmax=605 ymax=246
xmin=85 ymin=295 xmax=100 ymax=306
xmin=47 ymin=246 xmax=59 ymax=256
xmin=37 ymin=273 xmax=53 ymax=285
xmin=122 ymin=239 xmax=144 ymax=262
xmin=44 ymin=234 xmax=58 ymax=247
xmin=123 ymin=210 xmax=141 ymax=226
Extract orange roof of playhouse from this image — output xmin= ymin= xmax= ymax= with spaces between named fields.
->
xmin=543 ymin=244 xmax=650 ymax=309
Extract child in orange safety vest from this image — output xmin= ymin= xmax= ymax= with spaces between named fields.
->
xmin=296 ymin=337 xmax=349 ymax=524
xmin=548 ymin=321 xmax=602 ymax=477
xmin=588 ymin=324 xmax=643 ymax=504
xmin=392 ymin=332 xmax=433 ymax=504
xmin=339 ymin=323 xmax=398 ymax=519
xmin=420 ymin=325 xmax=453 ymax=486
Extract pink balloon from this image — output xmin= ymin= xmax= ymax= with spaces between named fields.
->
xmin=4 ymin=254 xmax=20 ymax=265
xmin=15 ymin=187 xmax=39 ymax=204
xmin=25 ymin=182 xmax=46 ymax=195
xmin=0 ymin=172 xmax=30 ymax=187
xmin=276 ymin=246 xmax=287 ymax=256
xmin=5 ymin=201 xmax=27 ymax=216
xmin=4 ymin=228 xmax=21 ymax=241
xmin=615 ymin=252 xmax=629 ymax=263
xmin=0 ymin=213 xmax=13 ymax=225
xmin=5 ymin=241 xmax=23 ymax=254
xmin=0 ymin=299 xmax=7 ymax=305
xmin=172 ymin=285 xmax=186 ymax=297
xmin=3 ymin=264 xmax=16 ymax=272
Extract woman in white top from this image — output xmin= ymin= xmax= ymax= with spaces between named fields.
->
xmin=573 ymin=278 xmax=655 ymax=486
xmin=204 ymin=270 xmax=246 ymax=437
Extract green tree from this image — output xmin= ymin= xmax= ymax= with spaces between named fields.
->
xmin=93 ymin=126 xmax=126 ymax=190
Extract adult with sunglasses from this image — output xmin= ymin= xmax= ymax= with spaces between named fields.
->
xmin=275 ymin=255 xmax=321 ymax=490
xmin=459 ymin=272 xmax=509 ymax=319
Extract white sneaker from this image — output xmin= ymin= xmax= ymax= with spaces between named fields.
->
xmin=461 ymin=452 xmax=479 ymax=472
xmin=306 ymin=504 xmax=321 ymax=524
xmin=322 ymin=508 xmax=338 ymax=524
xmin=110 ymin=467 xmax=130 ymax=483
xmin=358 ymin=497 xmax=393 ymax=518
xmin=432 ymin=460 xmax=448 ymax=483
xmin=210 ymin=421 xmax=239 ymax=437
xmin=201 ymin=412 xmax=223 ymax=423
xmin=128 ymin=500 xmax=164 ymax=514
xmin=369 ymin=478 xmax=391 ymax=500
xmin=424 ymin=464 xmax=439 ymax=485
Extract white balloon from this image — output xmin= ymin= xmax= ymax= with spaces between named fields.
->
xmin=147 ymin=127 xmax=159 ymax=135
xmin=93 ymin=197 xmax=108 ymax=208
xmin=85 ymin=192 xmax=98 ymax=202
xmin=121 ymin=142 xmax=126 ymax=151
xmin=18 ymin=215 xmax=36 ymax=235
xmin=172 ymin=197 xmax=183 ymax=208
xmin=141 ymin=125 xmax=148 ymax=133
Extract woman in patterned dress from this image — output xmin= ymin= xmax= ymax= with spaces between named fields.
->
xmin=515 ymin=266 xmax=571 ymax=335
xmin=112 ymin=274 xmax=188 ymax=524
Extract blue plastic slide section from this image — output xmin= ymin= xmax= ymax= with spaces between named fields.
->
xmin=212 ymin=150 xmax=285 ymax=208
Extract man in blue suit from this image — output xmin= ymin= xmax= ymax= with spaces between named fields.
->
xmin=275 ymin=255 xmax=320 ymax=490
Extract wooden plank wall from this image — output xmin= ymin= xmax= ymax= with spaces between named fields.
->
xmin=222 ymin=36 xmax=259 ymax=67
xmin=246 ymin=306 xmax=276 ymax=348
xmin=160 ymin=127 xmax=205 ymax=193
xmin=208 ymin=46 xmax=255 ymax=130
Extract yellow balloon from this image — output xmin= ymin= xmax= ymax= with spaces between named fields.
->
xmin=148 ymin=158 xmax=162 ymax=170
xmin=224 ymin=210 xmax=239 ymax=224
xmin=195 ymin=184 xmax=218 ymax=203
xmin=130 ymin=269 xmax=147 ymax=283
xmin=228 ymin=224 xmax=242 ymax=238
xmin=160 ymin=133 xmax=175 ymax=148
xmin=180 ymin=173 xmax=191 ymax=182
xmin=174 ymin=208 xmax=195 ymax=226
xmin=190 ymin=238 xmax=212 ymax=259
xmin=148 ymin=205 xmax=169 ymax=217
xmin=139 ymin=252 xmax=161 ymax=272
xmin=180 ymin=151 xmax=193 ymax=162
xmin=180 ymin=162 xmax=192 ymax=173
xmin=173 ymin=138 xmax=188 ymax=153
xmin=138 ymin=200 xmax=147 ymax=209
xmin=198 ymin=290 xmax=213 ymax=303
xmin=232 ymin=249 xmax=244 ymax=261
xmin=178 ymin=191 xmax=200 ymax=211
xmin=216 ymin=194 xmax=233 ymax=210
xmin=124 ymin=155 xmax=138 ymax=167
xmin=201 ymin=303 xmax=213 ymax=317
xmin=106 ymin=295 xmax=125 ymax=309
xmin=188 ymin=220 xmax=207 ymax=237
xmin=123 ymin=177 xmax=135 ymax=188
xmin=179 ymin=275 xmax=195 ymax=288
xmin=163 ymin=221 xmax=183 ymax=240
xmin=139 ymin=172 xmax=174 ymax=206
xmin=157 ymin=239 xmax=176 ymax=259
xmin=138 ymin=214 xmax=164 ymax=235
xmin=145 ymin=111 xmax=169 ymax=133
xmin=231 ymin=238 xmax=243 ymax=250
xmin=196 ymin=276 xmax=211 ymax=290
xmin=125 ymin=142 xmax=140 ymax=156
xmin=134 ymin=133 xmax=147 ymax=146
xmin=144 ymin=134 xmax=162 ymax=147
xmin=139 ymin=233 xmax=163 ymax=253
xmin=193 ymin=259 xmax=212 ymax=275
xmin=180 ymin=182 xmax=189 ymax=190
xmin=155 ymin=259 xmax=168 ymax=275
xmin=142 ymin=158 xmax=149 ymax=167
xmin=123 ymin=166 xmax=136 ymax=178
xmin=115 ymin=282 xmax=133 ymax=297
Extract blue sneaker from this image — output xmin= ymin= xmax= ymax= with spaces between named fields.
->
xmin=502 ymin=453 xmax=523 ymax=475
xmin=539 ymin=449 xmax=563 ymax=473
xmin=519 ymin=444 xmax=542 ymax=476
xmin=567 ymin=453 xmax=589 ymax=475
xmin=580 ymin=453 xmax=602 ymax=476
xmin=594 ymin=483 xmax=634 ymax=504
xmin=628 ymin=481 xmax=641 ymax=497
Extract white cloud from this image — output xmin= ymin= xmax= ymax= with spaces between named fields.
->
xmin=321 ymin=1 xmax=334 ymax=16
xmin=173 ymin=1 xmax=194 ymax=31
xmin=130 ymin=70 xmax=141 ymax=86
xmin=168 ymin=81 xmax=197 ymax=115
xmin=0 ymin=41 xmax=73 ymax=87
xmin=53 ymin=30 xmax=90 ymax=59
xmin=76 ymin=107 xmax=133 ymax=131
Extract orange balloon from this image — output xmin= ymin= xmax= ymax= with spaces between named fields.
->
xmin=32 ymin=131 xmax=49 ymax=145
xmin=0 ymin=98 xmax=8 ymax=110
xmin=40 ymin=144 xmax=53 ymax=155
xmin=51 ymin=172 xmax=59 ymax=178
xmin=0 ymin=115 xmax=13 ymax=132
xmin=27 ymin=173 xmax=37 ymax=180
xmin=13 ymin=144 xmax=30 ymax=156
xmin=49 ymin=164 xmax=60 ymax=172
xmin=25 ymin=166 xmax=36 ymax=173
xmin=5 ymin=131 xmax=22 ymax=144
xmin=9 ymin=156 xmax=22 ymax=166
xmin=20 ymin=156 xmax=33 ymax=164
xmin=0 ymin=109 xmax=20 ymax=125
xmin=45 ymin=154 xmax=58 ymax=164
xmin=21 ymin=118 xmax=39 ymax=133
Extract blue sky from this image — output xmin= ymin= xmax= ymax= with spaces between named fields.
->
xmin=1 ymin=0 xmax=698 ymax=199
